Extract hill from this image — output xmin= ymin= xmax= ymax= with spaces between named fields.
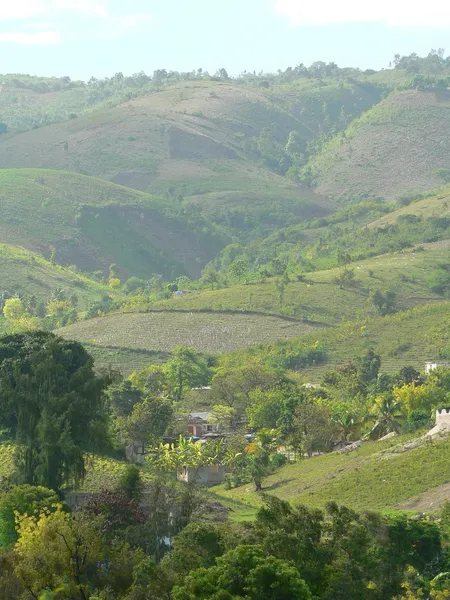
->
xmin=56 ymin=245 xmax=450 ymax=373
xmin=56 ymin=311 xmax=315 ymax=374
xmin=227 ymin=185 xmax=450 ymax=275
xmin=0 ymin=244 xmax=115 ymax=308
xmin=213 ymin=431 xmax=450 ymax=516
xmin=307 ymin=89 xmax=450 ymax=201
xmin=0 ymin=78 xmax=391 ymax=237
xmin=0 ymin=169 xmax=226 ymax=279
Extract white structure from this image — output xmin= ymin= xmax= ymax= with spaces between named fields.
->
xmin=425 ymin=361 xmax=450 ymax=374
xmin=177 ymin=465 xmax=226 ymax=485
xmin=425 ymin=408 xmax=450 ymax=437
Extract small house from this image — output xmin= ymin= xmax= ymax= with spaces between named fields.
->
xmin=425 ymin=361 xmax=450 ymax=374
xmin=187 ymin=412 xmax=218 ymax=437
xmin=125 ymin=442 xmax=146 ymax=465
xmin=177 ymin=464 xmax=226 ymax=485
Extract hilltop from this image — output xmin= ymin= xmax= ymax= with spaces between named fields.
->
xmin=307 ymin=89 xmax=450 ymax=201
xmin=0 ymin=77 xmax=390 ymax=237
xmin=0 ymin=168 xmax=226 ymax=279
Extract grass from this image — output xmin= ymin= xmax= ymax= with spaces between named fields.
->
xmin=57 ymin=246 xmax=450 ymax=374
xmin=0 ymin=243 xmax=117 ymax=308
xmin=152 ymin=245 xmax=447 ymax=324
xmin=212 ymin=432 xmax=450 ymax=515
xmin=57 ymin=311 xmax=315 ymax=371
xmin=308 ymin=89 xmax=450 ymax=201
xmin=0 ymin=168 xmax=225 ymax=279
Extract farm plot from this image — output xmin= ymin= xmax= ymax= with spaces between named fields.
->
xmin=57 ymin=311 xmax=316 ymax=357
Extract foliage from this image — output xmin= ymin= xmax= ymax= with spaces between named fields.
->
xmin=0 ymin=485 xmax=60 ymax=547
xmin=0 ymin=331 xmax=111 ymax=490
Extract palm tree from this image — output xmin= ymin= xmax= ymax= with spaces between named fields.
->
xmin=332 ymin=413 xmax=360 ymax=441
xmin=364 ymin=396 xmax=406 ymax=440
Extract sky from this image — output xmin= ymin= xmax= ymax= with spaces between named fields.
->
xmin=1 ymin=0 xmax=449 ymax=80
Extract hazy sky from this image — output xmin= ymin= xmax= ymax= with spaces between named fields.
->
xmin=1 ymin=0 xmax=449 ymax=79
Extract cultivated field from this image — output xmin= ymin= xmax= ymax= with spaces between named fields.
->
xmin=57 ymin=311 xmax=316 ymax=365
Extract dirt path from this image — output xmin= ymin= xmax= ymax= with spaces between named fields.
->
xmin=396 ymin=482 xmax=450 ymax=511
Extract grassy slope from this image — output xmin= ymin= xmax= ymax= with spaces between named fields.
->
xmin=56 ymin=311 xmax=315 ymax=373
xmin=57 ymin=246 xmax=449 ymax=374
xmin=153 ymin=245 xmax=447 ymax=323
xmin=0 ymin=168 xmax=226 ymax=279
xmin=0 ymin=80 xmax=384 ymax=236
xmin=0 ymin=244 xmax=116 ymax=308
xmin=213 ymin=432 xmax=450 ymax=515
xmin=308 ymin=90 xmax=450 ymax=201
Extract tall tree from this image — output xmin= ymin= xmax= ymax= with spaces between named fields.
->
xmin=0 ymin=331 xmax=111 ymax=490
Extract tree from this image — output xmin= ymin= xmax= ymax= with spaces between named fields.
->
xmin=209 ymin=404 xmax=235 ymax=431
xmin=126 ymin=396 xmax=173 ymax=445
xmin=13 ymin=507 xmax=143 ymax=599
xmin=357 ymin=348 xmax=381 ymax=385
xmin=109 ymin=277 xmax=122 ymax=289
xmin=365 ymin=396 xmax=406 ymax=439
xmin=332 ymin=413 xmax=360 ymax=442
xmin=371 ymin=289 xmax=397 ymax=316
xmin=165 ymin=346 xmax=210 ymax=400
xmin=109 ymin=380 xmax=143 ymax=417
xmin=294 ymin=403 xmax=335 ymax=457
xmin=228 ymin=259 xmax=248 ymax=283
xmin=202 ymin=264 xmax=219 ymax=290
xmin=0 ymin=331 xmax=111 ymax=490
xmin=2 ymin=298 xmax=25 ymax=321
xmin=0 ymin=485 xmax=60 ymax=547
xmin=0 ymin=122 xmax=8 ymax=134
xmin=172 ymin=544 xmax=312 ymax=600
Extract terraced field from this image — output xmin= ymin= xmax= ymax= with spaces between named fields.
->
xmin=57 ymin=311 xmax=316 ymax=369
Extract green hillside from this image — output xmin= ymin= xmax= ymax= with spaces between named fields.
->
xmin=153 ymin=244 xmax=448 ymax=322
xmin=0 ymin=168 xmax=226 ymax=279
xmin=56 ymin=311 xmax=315 ymax=373
xmin=213 ymin=432 xmax=450 ymax=515
xmin=56 ymin=246 xmax=450 ymax=373
xmin=226 ymin=185 xmax=450 ymax=275
xmin=0 ymin=244 xmax=114 ymax=308
xmin=307 ymin=89 xmax=450 ymax=201
xmin=0 ymin=78 xmax=392 ymax=236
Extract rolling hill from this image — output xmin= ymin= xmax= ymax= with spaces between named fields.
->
xmin=56 ymin=245 xmax=450 ymax=374
xmin=0 ymin=168 xmax=227 ymax=279
xmin=307 ymin=89 xmax=450 ymax=201
xmin=0 ymin=78 xmax=393 ymax=237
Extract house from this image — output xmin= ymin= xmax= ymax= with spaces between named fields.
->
xmin=425 ymin=361 xmax=450 ymax=374
xmin=177 ymin=464 xmax=226 ymax=485
xmin=187 ymin=412 xmax=218 ymax=437
xmin=125 ymin=442 xmax=146 ymax=465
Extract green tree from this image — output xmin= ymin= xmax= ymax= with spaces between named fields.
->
xmin=0 ymin=331 xmax=111 ymax=490
xmin=165 ymin=346 xmax=210 ymax=400
xmin=228 ymin=259 xmax=248 ymax=283
xmin=13 ymin=507 xmax=143 ymax=599
xmin=126 ymin=396 xmax=173 ymax=445
xmin=2 ymin=298 xmax=25 ymax=321
xmin=0 ymin=485 xmax=60 ymax=547
xmin=202 ymin=264 xmax=219 ymax=290
xmin=371 ymin=289 xmax=397 ymax=316
xmin=365 ymin=395 xmax=406 ymax=439
xmin=172 ymin=544 xmax=311 ymax=600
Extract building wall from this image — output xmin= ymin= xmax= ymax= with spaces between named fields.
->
xmin=436 ymin=408 xmax=450 ymax=428
xmin=426 ymin=361 xmax=450 ymax=374
xmin=177 ymin=465 xmax=226 ymax=485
